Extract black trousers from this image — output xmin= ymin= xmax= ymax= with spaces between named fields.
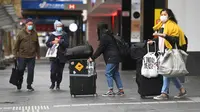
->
xmin=50 ymin=59 xmax=65 ymax=84
xmin=17 ymin=57 xmax=35 ymax=85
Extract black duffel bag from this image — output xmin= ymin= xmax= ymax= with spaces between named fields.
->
xmin=130 ymin=42 xmax=147 ymax=60
xmin=65 ymin=43 xmax=93 ymax=59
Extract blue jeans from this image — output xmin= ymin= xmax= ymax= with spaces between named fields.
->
xmin=161 ymin=76 xmax=183 ymax=94
xmin=17 ymin=57 xmax=35 ymax=85
xmin=105 ymin=63 xmax=123 ymax=90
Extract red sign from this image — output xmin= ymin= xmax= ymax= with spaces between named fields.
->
xmin=68 ymin=4 xmax=76 ymax=9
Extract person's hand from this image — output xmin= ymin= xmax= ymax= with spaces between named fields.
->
xmin=153 ymin=33 xmax=166 ymax=37
xmin=54 ymin=38 xmax=60 ymax=42
xmin=52 ymin=40 xmax=58 ymax=44
xmin=36 ymin=55 xmax=40 ymax=60
xmin=147 ymin=40 xmax=154 ymax=45
xmin=87 ymin=57 xmax=93 ymax=62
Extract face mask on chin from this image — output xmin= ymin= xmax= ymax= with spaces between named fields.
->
xmin=160 ymin=16 xmax=168 ymax=23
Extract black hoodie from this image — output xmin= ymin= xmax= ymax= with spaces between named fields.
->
xmin=91 ymin=23 xmax=120 ymax=64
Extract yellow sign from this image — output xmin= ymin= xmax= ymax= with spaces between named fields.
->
xmin=154 ymin=9 xmax=162 ymax=25
xmin=75 ymin=62 xmax=84 ymax=71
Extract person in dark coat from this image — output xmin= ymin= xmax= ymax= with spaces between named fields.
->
xmin=13 ymin=18 xmax=40 ymax=91
xmin=88 ymin=23 xmax=124 ymax=96
xmin=46 ymin=20 xmax=69 ymax=90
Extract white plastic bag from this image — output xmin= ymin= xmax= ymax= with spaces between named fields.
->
xmin=45 ymin=44 xmax=59 ymax=58
xmin=141 ymin=42 xmax=158 ymax=78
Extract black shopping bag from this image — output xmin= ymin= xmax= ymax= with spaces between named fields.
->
xmin=9 ymin=60 xmax=19 ymax=86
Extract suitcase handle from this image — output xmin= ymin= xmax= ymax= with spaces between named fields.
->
xmin=147 ymin=41 xmax=156 ymax=53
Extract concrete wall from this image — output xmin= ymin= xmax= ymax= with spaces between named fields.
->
xmin=168 ymin=0 xmax=200 ymax=75
xmin=168 ymin=0 xmax=200 ymax=52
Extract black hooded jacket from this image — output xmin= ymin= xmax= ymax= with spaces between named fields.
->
xmin=91 ymin=25 xmax=120 ymax=64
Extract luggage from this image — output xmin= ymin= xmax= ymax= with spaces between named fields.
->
xmin=132 ymin=42 xmax=162 ymax=98
xmin=136 ymin=59 xmax=163 ymax=98
xmin=9 ymin=60 xmax=19 ymax=86
xmin=65 ymin=43 xmax=93 ymax=60
xmin=69 ymin=59 xmax=95 ymax=75
xmin=69 ymin=74 xmax=97 ymax=97
xmin=69 ymin=59 xmax=97 ymax=97
xmin=130 ymin=42 xmax=146 ymax=60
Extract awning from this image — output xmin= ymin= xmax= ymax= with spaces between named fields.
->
xmin=0 ymin=5 xmax=19 ymax=31
xmin=88 ymin=0 xmax=121 ymax=17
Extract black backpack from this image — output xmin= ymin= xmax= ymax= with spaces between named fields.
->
xmin=112 ymin=35 xmax=130 ymax=59
xmin=179 ymin=35 xmax=188 ymax=52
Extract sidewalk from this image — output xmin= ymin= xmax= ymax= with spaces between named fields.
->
xmin=0 ymin=62 xmax=200 ymax=112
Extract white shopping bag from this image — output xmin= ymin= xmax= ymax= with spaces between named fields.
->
xmin=141 ymin=42 xmax=158 ymax=78
xmin=45 ymin=44 xmax=59 ymax=58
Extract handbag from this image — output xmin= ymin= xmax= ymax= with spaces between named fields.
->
xmin=45 ymin=44 xmax=59 ymax=58
xmin=157 ymin=44 xmax=189 ymax=77
xmin=9 ymin=59 xmax=19 ymax=86
xmin=141 ymin=41 xmax=158 ymax=78
xmin=130 ymin=42 xmax=146 ymax=60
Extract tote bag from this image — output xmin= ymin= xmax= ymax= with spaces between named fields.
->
xmin=157 ymin=44 xmax=189 ymax=77
xmin=45 ymin=44 xmax=59 ymax=58
xmin=141 ymin=41 xmax=158 ymax=78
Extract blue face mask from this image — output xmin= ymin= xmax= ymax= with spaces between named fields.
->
xmin=57 ymin=27 xmax=62 ymax=32
xmin=27 ymin=25 xmax=33 ymax=30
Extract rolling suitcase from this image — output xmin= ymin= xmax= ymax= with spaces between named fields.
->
xmin=136 ymin=59 xmax=163 ymax=98
xmin=69 ymin=74 xmax=97 ymax=97
xmin=69 ymin=59 xmax=97 ymax=97
xmin=132 ymin=42 xmax=163 ymax=98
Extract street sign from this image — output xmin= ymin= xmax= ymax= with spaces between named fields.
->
xmin=68 ymin=4 xmax=76 ymax=9
xmin=64 ymin=4 xmax=87 ymax=10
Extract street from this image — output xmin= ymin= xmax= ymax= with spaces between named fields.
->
xmin=0 ymin=61 xmax=200 ymax=112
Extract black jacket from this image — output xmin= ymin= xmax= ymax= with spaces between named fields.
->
xmin=46 ymin=32 xmax=69 ymax=63
xmin=91 ymin=33 xmax=120 ymax=64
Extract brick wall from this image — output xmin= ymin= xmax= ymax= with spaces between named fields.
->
xmin=87 ymin=16 xmax=111 ymax=65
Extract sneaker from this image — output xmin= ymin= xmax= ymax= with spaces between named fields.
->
xmin=174 ymin=91 xmax=187 ymax=99
xmin=153 ymin=94 xmax=169 ymax=100
xmin=102 ymin=90 xmax=115 ymax=96
xmin=49 ymin=83 xmax=55 ymax=90
xmin=16 ymin=84 xmax=22 ymax=90
xmin=116 ymin=91 xmax=125 ymax=96
xmin=56 ymin=85 xmax=60 ymax=90
xmin=27 ymin=85 xmax=34 ymax=91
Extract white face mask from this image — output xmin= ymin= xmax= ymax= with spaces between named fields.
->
xmin=160 ymin=16 xmax=168 ymax=23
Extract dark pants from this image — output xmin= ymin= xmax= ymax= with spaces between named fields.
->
xmin=50 ymin=59 xmax=65 ymax=84
xmin=17 ymin=57 xmax=35 ymax=85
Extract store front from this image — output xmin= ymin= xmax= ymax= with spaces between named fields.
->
xmin=21 ymin=0 xmax=87 ymax=57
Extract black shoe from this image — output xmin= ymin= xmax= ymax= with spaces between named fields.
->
xmin=16 ymin=83 xmax=22 ymax=90
xmin=49 ymin=83 xmax=55 ymax=90
xmin=27 ymin=85 xmax=34 ymax=91
xmin=56 ymin=84 xmax=60 ymax=90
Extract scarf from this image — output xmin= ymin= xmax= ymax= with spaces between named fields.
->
xmin=153 ymin=20 xmax=186 ymax=49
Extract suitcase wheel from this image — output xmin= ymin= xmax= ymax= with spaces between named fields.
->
xmin=140 ymin=95 xmax=146 ymax=99
xmin=93 ymin=93 xmax=98 ymax=97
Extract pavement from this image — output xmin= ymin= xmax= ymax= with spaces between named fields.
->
xmin=0 ymin=59 xmax=200 ymax=112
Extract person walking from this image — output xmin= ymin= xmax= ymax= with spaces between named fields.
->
xmin=148 ymin=8 xmax=187 ymax=100
xmin=46 ymin=20 xmax=69 ymax=90
xmin=13 ymin=18 xmax=40 ymax=91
